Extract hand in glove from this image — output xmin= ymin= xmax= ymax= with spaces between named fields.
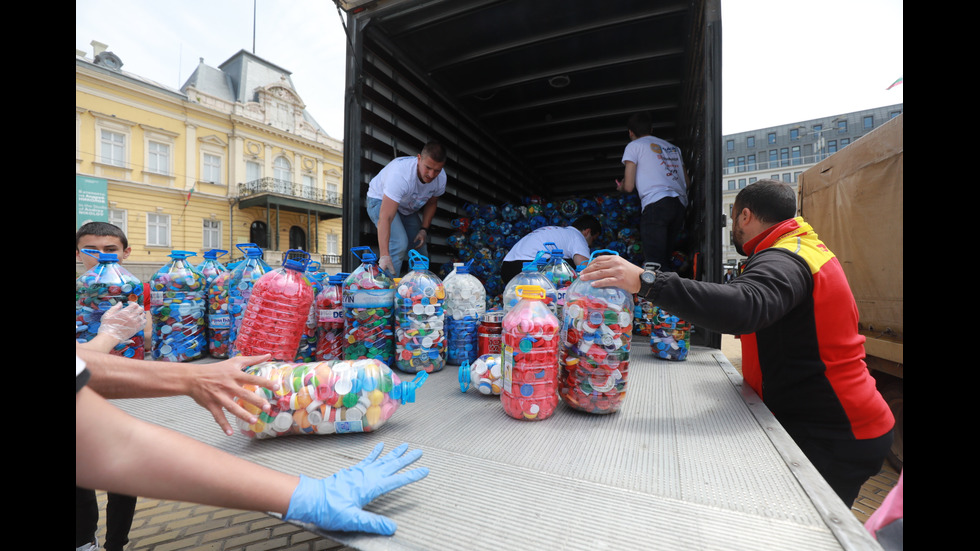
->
xmin=98 ymin=302 xmax=146 ymax=344
xmin=285 ymin=442 xmax=429 ymax=535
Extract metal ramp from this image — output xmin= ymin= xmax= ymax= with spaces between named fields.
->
xmin=111 ymin=344 xmax=881 ymax=550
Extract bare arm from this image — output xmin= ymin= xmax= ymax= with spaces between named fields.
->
xmin=415 ymin=196 xmax=439 ymax=247
xmin=76 ymin=385 xmax=296 ymax=513
xmin=377 ymin=195 xmax=400 ymax=259
xmin=75 ymin=346 xmax=277 ymax=436
xmin=622 ymin=161 xmax=637 ymax=194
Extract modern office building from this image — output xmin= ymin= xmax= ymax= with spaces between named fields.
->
xmin=719 ymin=103 xmax=903 ymax=269
xmin=76 ymin=41 xmax=345 ymax=279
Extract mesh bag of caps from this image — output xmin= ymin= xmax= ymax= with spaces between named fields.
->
xmin=559 ymin=251 xmax=633 ymax=414
xmin=235 ymin=359 xmax=427 ymax=438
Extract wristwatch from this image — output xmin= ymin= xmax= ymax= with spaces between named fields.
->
xmin=638 ymin=263 xmax=660 ymax=299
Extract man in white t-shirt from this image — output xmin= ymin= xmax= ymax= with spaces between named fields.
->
xmin=366 ymin=141 xmax=448 ymax=275
xmin=500 ymin=215 xmax=601 ymax=284
xmin=619 ymin=111 xmax=688 ymax=271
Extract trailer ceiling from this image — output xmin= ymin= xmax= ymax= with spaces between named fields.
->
xmin=339 ymin=0 xmax=699 ymax=200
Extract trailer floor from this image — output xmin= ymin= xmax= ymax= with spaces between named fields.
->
xmin=86 ymin=336 xmax=898 ymax=550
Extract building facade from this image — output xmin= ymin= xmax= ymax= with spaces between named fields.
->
xmin=719 ymin=103 xmax=903 ymax=270
xmin=75 ymin=41 xmax=344 ymax=280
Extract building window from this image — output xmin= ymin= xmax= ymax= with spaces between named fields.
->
xmin=782 ymin=173 xmax=791 ymax=183
xmin=109 ymin=209 xmax=127 ymax=235
xmin=737 ymin=156 xmax=745 ymax=173
xmin=863 ymin=115 xmax=874 ymax=129
xmin=791 ymin=145 xmax=802 ymax=165
xmin=203 ymin=219 xmax=221 ymax=249
xmin=889 ymin=111 xmax=901 ymax=119
xmin=837 ymin=120 xmax=847 ymax=133
xmin=250 ymin=221 xmax=269 ymax=249
xmin=749 ymin=177 xmax=757 ymax=185
xmin=100 ymin=129 xmax=126 ymax=167
xmin=246 ymin=161 xmax=262 ymax=182
xmin=738 ymin=178 xmax=746 ymax=189
xmin=726 ymin=139 xmax=735 ymax=151
xmin=727 ymin=180 xmax=736 ymax=190
xmin=841 ymin=138 xmax=850 ymax=148
xmin=747 ymin=154 xmax=756 ymax=171
xmin=780 ymin=148 xmax=789 ymax=167
xmin=768 ymin=132 xmax=776 ymax=144
xmin=768 ymin=149 xmax=778 ymax=169
xmin=147 ymin=213 xmax=171 ymax=247
xmin=828 ymin=140 xmax=838 ymax=154
xmin=289 ymin=226 xmax=306 ymax=251
xmin=203 ymin=153 xmax=222 ymax=184
xmin=790 ymin=128 xmax=800 ymax=141
xmin=274 ymin=156 xmax=292 ymax=182
xmin=746 ymin=136 xmax=755 ymax=148
xmin=813 ymin=124 xmax=823 ymax=135
xmin=327 ymin=234 xmax=339 ymax=256
xmin=793 ymin=171 xmax=802 ymax=182
xmin=147 ymin=141 xmax=170 ymax=175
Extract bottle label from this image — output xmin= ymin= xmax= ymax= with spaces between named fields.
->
xmin=209 ymin=314 xmax=231 ymax=329
xmin=318 ymin=309 xmax=344 ymax=323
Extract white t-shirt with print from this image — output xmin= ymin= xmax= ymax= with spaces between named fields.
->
xmin=367 ymin=156 xmax=447 ymax=215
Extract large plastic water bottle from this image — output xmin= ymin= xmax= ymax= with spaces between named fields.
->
xmin=343 ymin=247 xmax=395 ymax=365
xmin=76 ymin=249 xmax=145 ymax=359
xmin=149 ymin=250 xmax=208 ymax=362
xmin=315 ymin=272 xmax=348 ymax=361
xmin=295 ymin=260 xmax=324 ymax=362
xmin=559 ymin=250 xmax=633 ymax=414
xmin=197 ymin=249 xmax=229 ymax=287
xmin=443 ymin=261 xmax=486 ymax=365
xmin=538 ymin=242 xmax=577 ymax=319
xmin=500 ymin=285 xmax=561 ymax=421
xmin=235 ymin=249 xmax=315 ymax=360
xmin=394 ymin=250 xmax=446 ymax=373
xmin=502 ymin=251 xmax=557 ymax=317
xmin=207 ymin=244 xmax=270 ymax=358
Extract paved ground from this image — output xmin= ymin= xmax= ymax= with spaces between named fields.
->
xmin=85 ymin=335 xmax=899 ymax=550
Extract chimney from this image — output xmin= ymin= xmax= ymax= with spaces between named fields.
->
xmin=91 ymin=40 xmax=108 ymax=57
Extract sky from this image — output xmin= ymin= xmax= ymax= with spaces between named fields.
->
xmin=76 ymin=0 xmax=903 ymax=139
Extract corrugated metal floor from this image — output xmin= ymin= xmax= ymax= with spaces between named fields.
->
xmin=104 ymin=338 xmax=885 ymax=550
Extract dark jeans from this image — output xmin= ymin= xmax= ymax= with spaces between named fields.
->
xmin=500 ymin=260 xmax=525 ymax=287
xmin=641 ymin=196 xmax=686 ymax=271
xmin=76 ymin=486 xmax=137 ymax=551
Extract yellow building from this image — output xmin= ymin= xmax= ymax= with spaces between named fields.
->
xmin=75 ymin=41 xmax=344 ymax=281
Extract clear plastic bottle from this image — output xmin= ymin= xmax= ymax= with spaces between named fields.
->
xmin=235 ymin=249 xmax=315 ymax=360
xmin=443 ymin=261 xmax=486 ymax=365
xmin=295 ymin=260 xmax=324 ymax=362
xmin=208 ymin=244 xmax=271 ymax=358
xmin=394 ymin=250 xmax=446 ymax=373
xmin=197 ymin=249 xmax=229 ymax=287
xmin=150 ymin=250 xmax=208 ymax=362
xmin=502 ymin=252 xmax=557 ymax=317
xmin=343 ymin=247 xmax=395 ymax=365
xmin=538 ymin=242 xmax=577 ymax=319
xmin=559 ymin=250 xmax=633 ymax=414
xmin=75 ymin=249 xmax=145 ymax=359
xmin=500 ymin=285 xmax=561 ymax=421
xmin=315 ymin=272 xmax=348 ymax=361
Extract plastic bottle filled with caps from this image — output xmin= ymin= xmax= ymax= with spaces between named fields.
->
xmin=235 ymin=359 xmax=428 ymax=438
xmin=443 ymin=261 xmax=486 ymax=366
xmin=394 ymin=250 xmax=446 ymax=373
xmin=342 ymin=247 xmax=395 ymax=366
xmin=149 ymin=250 xmax=208 ymax=362
xmin=197 ymin=249 xmax=229 ymax=287
xmin=502 ymin=252 xmax=558 ymax=318
xmin=295 ymin=260 xmax=325 ymax=362
xmin=500 ymin=285 xmax=561 ymax=421
xmin=538 ymin=242 xmax=577 ymax=319
xmin=558 ymin=250 xmax=633 ymax=414
xmin=235 ymin=249 xmax=316 ymax=360
xmin=76 ymin=249 xmax=146 ymax=359
xmin=315 ymin=272 xmax=348 ymax=361
xmin=208 ymin=244 xmax=270 ymax=359
xmin=650 ymin=306 xmax=692 ymax=361
xmin=632 ymin=262 xmax=659 ymax=337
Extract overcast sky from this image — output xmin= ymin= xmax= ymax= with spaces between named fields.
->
xmin=76 ymin=0 xmax=903 ymax=139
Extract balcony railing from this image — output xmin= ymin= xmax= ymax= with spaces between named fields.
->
xmin=238 ymin=177 xmax=342 ymax=206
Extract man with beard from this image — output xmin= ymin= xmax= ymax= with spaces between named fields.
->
xmin=579 ymin=179 xmax=894 ymax=507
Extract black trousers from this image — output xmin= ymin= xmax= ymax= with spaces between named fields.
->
xmin=640 ymin=196 xmax=686 ymax=271
xmin=76 ymin=486 xmax=137 ymax=551
xmin=500 ymin=260 xmax=526 ymax=287
xmin=786 ymin=428 xmax=894 ymax=506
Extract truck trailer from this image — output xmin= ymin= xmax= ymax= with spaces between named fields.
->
xmin=337 ymin=0 xmax=724 ymax=348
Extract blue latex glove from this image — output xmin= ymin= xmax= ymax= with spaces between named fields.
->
xmin=285 ymin=442 xmax=429 ymax=535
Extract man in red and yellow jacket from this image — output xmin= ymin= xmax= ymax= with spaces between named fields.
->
xmin=580 ymin=179 xmax=894 ymax=506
